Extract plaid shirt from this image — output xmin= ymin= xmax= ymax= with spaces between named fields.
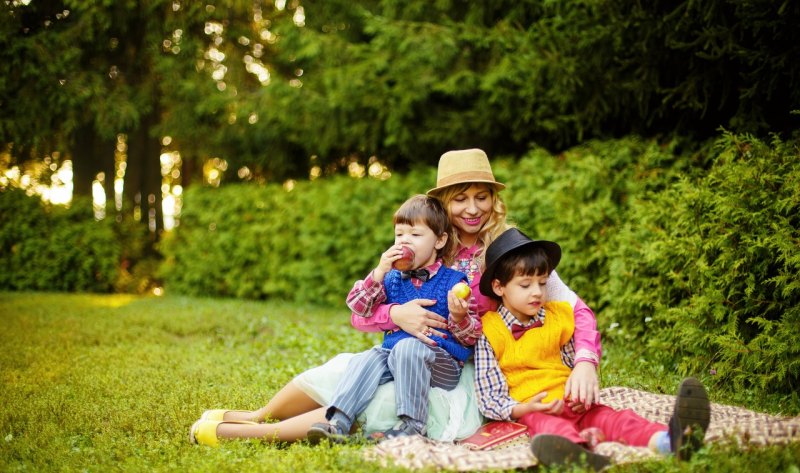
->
xmin=346 ymin=260 xmax=482 ymax=346
xmin=474 ymin=305 xmax=576 ymax=421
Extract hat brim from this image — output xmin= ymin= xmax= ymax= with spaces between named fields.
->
xmin=479 ymin=240 xmax=562 ymax=298
xmin=427 ymin=179 xmax=506 ymax=196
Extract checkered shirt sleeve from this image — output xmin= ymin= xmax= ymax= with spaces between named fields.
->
xmin=345 ymin=270 xmax=387 ymax=318
xmin=561 ymin=337 xmax=576 ymax=369
xmin=474 ymin=334 xmax=517 ymax=420
xmin=447 ymin=293 xmax=482 ymax=346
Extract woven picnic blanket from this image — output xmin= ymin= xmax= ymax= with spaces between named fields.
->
xmin=365 ymin=386 xmax=800 ymax=471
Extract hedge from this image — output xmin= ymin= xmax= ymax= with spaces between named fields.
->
xmin=605 ymin=133 xmax=800 ymax=394
xmin=158 ymin=167 xmax=436 ymax=306
xmin=4 ymin=131 xmax=797 ymax=397
xmin=0 ymin=190 xmax=121 ymax=292
xmin=495 ymin=132 xmax=798 ymax=395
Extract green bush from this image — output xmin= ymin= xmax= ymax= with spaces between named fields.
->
xmin=159 ymin=168 xmax=435 ymax=306
xmin=494 ymin=133 xmax=798 ymax=396
xmin=0 ymin=190 xmax=121 ymax=292
xmin=111 ymin=208 xmax=162 ymax=294
xmin=162 ymin=137 xmax=696 ymax=310
xmin=499 ymin=136 xmax=710 ymax=312
xmin=606 ymin=133 xmax=800 ymax=395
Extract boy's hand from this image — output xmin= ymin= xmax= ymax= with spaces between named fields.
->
xmin=564 ymin=361 xmax=600 ymax=410
xmin=446 ymin=288 xmax=469 ymax=323
xmin=517 ymin=391 xmax=564 ymax=417
xmin=567 ymin=399 xmax=587 ymax=414
xmin=373 ymin=244 xmax=407 ymax=282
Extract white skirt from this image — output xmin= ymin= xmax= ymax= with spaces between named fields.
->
xmin=293 ymin=349 xmax=483 ymax=441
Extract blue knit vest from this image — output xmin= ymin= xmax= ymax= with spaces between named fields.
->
xmin=382 ymin=267 xmax=473 ymax=362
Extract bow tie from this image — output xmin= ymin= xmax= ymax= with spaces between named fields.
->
xmin=511 ymin=320 xmax=543 ymax=340
xmin=401 ymin=268 xmax=431 ymax=282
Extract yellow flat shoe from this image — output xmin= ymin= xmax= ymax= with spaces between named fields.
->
xmin=200 ymin=409 xmax=253 ymax=421
xmin=189 ymin=420 xmax=257 ymax=447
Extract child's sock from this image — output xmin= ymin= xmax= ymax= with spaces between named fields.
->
xmin=652 ymin=430 xmax=671 ymax=454
xmin=329 ymin=410 xmax=352 ymax=434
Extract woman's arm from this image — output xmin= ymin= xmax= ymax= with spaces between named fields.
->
xmin=546 ymin=270 xmax=602 ymax=362
xmin=573 ymin=297 xmax=602 ymax=364
xmin=547 ymin=270 xmax=602 ymax=406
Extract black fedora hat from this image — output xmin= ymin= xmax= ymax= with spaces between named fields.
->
xmin=479 ymin=228 xmax=562 ymax=297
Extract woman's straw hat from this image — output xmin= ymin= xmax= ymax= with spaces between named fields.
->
xmin=427 ymin=148 xmax=506 ymax=195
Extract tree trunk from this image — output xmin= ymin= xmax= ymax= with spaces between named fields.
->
xmin=125 ymin=109 xmax=163 ymax=238
xmin=181 ymin=148 xmax=209 ymax=188
xmin=71 ymin=123 xmax=115 ymax=199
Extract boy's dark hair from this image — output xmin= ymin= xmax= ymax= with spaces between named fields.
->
xmin=487 ymin=247 xmax=553 ymax=302
xmin=393 ymin=195 xmax=454 ymax=263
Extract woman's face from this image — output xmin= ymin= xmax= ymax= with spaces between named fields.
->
xmin=447 ymin=184 xmax=493 ymax=240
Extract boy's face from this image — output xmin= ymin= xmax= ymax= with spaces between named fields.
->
xmin=394 ymin=221 xmax=447 ymax=269
xmin=491 ymin=271 xmax=549 ymax=323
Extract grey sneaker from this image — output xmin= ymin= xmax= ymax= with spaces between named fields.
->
xmin=669 ymin=377 xmax=711 ymax=460
xmin=307 ymin=420 xmax=348 ymax=445
xmin=531 ymin=434 xmax=611 ymax=472
xmin=381 ymin=418 xmax=427 ymax=439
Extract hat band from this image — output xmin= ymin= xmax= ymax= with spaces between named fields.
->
xmin=437 ymin=170 xmax=498 ymax=188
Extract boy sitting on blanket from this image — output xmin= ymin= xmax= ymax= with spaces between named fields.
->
xmin=474 ymin=228 xmax=711 ymax=470
xmin=307 ymin=195 xmax=481 ymax=443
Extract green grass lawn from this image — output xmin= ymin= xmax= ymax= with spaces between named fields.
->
xmin=1 ymin=292 xmax=798 ymax=472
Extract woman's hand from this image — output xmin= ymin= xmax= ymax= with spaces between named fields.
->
xmin=389 ymin=299 xmax=448 ymax=345
xmin=564 ymin=361 xmax=600 ymax=410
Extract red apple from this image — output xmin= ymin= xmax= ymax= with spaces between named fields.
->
xmin=452 ymin=282 xmax=471 ymax=299
xmin=392 ymin=246 xmax=415 ymax=271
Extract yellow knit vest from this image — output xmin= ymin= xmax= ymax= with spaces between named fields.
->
xmin=482 ymin=301 xmax=574 ymax=404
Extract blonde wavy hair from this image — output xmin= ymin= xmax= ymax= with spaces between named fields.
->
xmin=431 ymin=183 xmax=512 ymax=270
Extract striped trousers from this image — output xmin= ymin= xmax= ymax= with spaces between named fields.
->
xmin=326 ymin=338 xmax=462 ymax=428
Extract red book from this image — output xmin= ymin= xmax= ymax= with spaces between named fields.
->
xmin=459 ymin=421 xmax=529 ymax=450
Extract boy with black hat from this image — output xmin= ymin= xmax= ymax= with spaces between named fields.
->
xmin=474 ymin=228 xmax=711 ymax=470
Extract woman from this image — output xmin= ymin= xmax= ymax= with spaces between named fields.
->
xmin=190 ymin=149 xmax=601 ymax=446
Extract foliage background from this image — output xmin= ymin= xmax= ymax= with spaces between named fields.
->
xmin=1 ymin=0 xmax=799 ymax=424
xmin=163 ymin=132 xmax=798 ymax=400
xmin=3 ymin=131 xmax=798 ymax=400
xmin=503 ymin=132 xmax=800 ymax=398
xmin=157 ymin=167 xmax=434 ymax=303
xmin=0 ymin=191 xmax=121 ymax=292
xmin=2 ymin=1 xmax=798 ymax=189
